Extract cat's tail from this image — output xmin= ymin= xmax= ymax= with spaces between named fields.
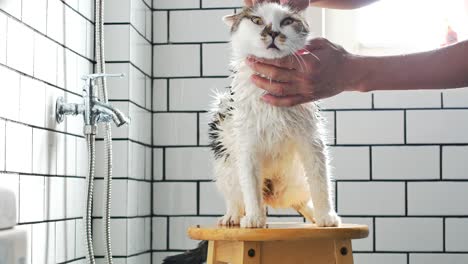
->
xmin=162 ymin=240 xmax=208 ymax=264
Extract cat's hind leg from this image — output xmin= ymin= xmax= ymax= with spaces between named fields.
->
xmin=292 ymin=200 xmax=315 ymax=224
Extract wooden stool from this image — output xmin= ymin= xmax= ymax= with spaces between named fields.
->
xmin=188 ymin=222 xmax=368 ymax=264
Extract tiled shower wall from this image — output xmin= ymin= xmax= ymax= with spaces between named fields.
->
xmin=151 ymin=1 xmax=468 ymax=264
xmin=0 ymin=0 xmax=153 ymax=263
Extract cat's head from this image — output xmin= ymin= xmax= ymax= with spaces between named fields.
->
xmin=223 ymin=3 xmax=310 ymax=59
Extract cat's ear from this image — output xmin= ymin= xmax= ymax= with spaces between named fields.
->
xmin=222 ymin=14 xmax=239 ymax=27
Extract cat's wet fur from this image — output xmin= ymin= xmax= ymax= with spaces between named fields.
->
xmin=163 ymin=3 xmax=340 ymax=263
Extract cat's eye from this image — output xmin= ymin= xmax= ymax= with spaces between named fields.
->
xmin=251 ymin=16 xmax=264 ymax=25
xmin=281 ymin=17 xmax=295 ymax=26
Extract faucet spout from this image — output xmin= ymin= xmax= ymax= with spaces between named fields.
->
xmin=93 ymin=101 xmax=130 ymax=127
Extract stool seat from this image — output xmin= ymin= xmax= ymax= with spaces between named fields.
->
xmin=187 ymin=223 xmax=369 ymax=264
xmin=188 ymin=222 xmax=368 ymax=241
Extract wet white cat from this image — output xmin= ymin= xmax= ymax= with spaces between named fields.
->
xmin=209 ymin=3 xmax=341 ymax=228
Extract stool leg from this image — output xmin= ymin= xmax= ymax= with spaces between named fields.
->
xmin=335 ymin=239 xmax=354 ymax=264
xmin=207 ymin=241 xmax=216 ymax=264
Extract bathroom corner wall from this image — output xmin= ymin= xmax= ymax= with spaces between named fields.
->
xmin=0 ymin=1 xmax=94 ymax=263
xmin=97 ymin=0 xmax=153 ymax=263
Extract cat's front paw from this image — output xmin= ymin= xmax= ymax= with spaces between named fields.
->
xmin=240 ymin=214 xmax=266 ymax=228
xmin=218 ymin=214 xmax=242 ymax=226
xmin=314 ymin=210 xmax=341 ymax=227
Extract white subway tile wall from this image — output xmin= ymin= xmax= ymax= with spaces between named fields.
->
xmin=151 ymin=1 xmax=468 ymax=263
xmin=0 ymin=0 xmax=152 ymax=263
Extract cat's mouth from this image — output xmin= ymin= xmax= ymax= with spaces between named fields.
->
xmin=267 ymin=42 xmax=280 ymax=50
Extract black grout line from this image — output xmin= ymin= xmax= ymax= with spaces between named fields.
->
xmin=372 ymin=217 xmax=376 ymax=252
xmin=104 ymin=22 xmax=152 ymax=45
xmin=95 ymin=138 xmax=152 ymax=148
xmin=150 ymin=4 xmax=155 ymax=262
xmin=166 ymin=216 xmax=170 ymax=250
xmin=153 ymin=75 xmax=229 ymax=79
xmin=105 ymin=60 xmax=151 ymax=78
xmin=153 ymin=41 xmax=229 ymax=45
xmin=443 ymin=217 xmax=446 ymax=252
xmin=108 ymin=98 xmax=152 ymax=113
xmin=196 ymin=182 xmax=200 ymax=215
xmin=167 ymin=12 xmax=170 ymax=43
xmin=153 ymin=214 xmax=468 ymax=218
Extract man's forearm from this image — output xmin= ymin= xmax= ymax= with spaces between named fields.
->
xmin=309 ymin=0 xmax=379 ymax=9
xmin=353 ymin=40 xmax=468 ymax=92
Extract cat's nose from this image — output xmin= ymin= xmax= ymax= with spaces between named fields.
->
xmin=268 ymin=31 xmax=280 ymax=39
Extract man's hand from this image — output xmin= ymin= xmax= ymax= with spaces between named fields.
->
xmin=246 ymin=38 xmax=364 ymax=107
xmin=244 ymin=0 xmax=310 ymax=10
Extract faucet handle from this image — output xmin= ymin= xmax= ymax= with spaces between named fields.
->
xmin=81 ymin=73 xmax=124 ymax=81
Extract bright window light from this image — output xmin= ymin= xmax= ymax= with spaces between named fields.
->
xmin=357 ymin=0 xmax=468 ymax=51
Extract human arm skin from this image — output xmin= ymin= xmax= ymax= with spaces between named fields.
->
xmin=246 ymin=38 xmax=468 ymax=106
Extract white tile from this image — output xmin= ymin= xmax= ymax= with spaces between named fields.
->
xmin=408 ymin=182 xmax=468 ymax=215
xmin=144 ymin=217 xmax=152 ymax=251
xmin=145 ymin=8 xmax=152 ymax=41
xmin=166 ymin=147 xmax=213 ymax=180
xmin=446 ymin=218 xmax=468 ymax=251
xmin=6 ymin=122 xmax=32 ymax=173
xmin=407 ymin=110 xmax=468 ymax=143
xmin=153 ymin=148 xmax=163 ymax=180
xmin=376 ymin=218 xmax=442 ymax=251
xmin=64 ymin=6 xmax=87 ymax=56
xmin=128 ymin=179 xmax=139 ymax=216
xmin=202 ymin=0 xmax=243 ymax=8
xmin=19 ymin=175 xmax=44 ymax=223
xmin=318 ymin=91 xmax=372 ymax=109
xmin=153 ymin=11 xmax=168 ymax=43
xmin=104 ymin=25 xmax=131 ymax=61
xmin=153 ymin=113 xmax=197 ymax=145
xmin=153 ymin=182 xmax=197 ymax=214
xmin=373 ymin=90 xmax=441 ymax=109
xmin=443 ymin=146 xmax=468 ymax=179
xmin=57 ymin=134 xmax=76 ymax=176
xmin=105 ymin=0 xmax=131 ymax=22
xmin=0 ymin=121 xmax=4 ymax=171
xmin=94 ymin=179 xmax=128 ymax=217
xmin=329 ymin=146 xmax=369 ymax=180
xmin=31 ymin=222 xmax=49 ymax=264
xmin=146 ymin=77 xmax=152 ymax=110
xmin=336 ymin=111 xmax=404 ymax=144
xmin=354 ymin=253 xmax=407 ymax=264
xmin=267 ymin=207 xmax=299 ymax=216
xmin=32 ymin=129 xmax=57 ymax=175
xmin=170 ymin=10 xmax=231 ymax=42
xmin=153 ymin=0 xmax=199 ymax=9
xmin=169 ymin=217 xmax=218 ymax=250
xmin=443 ymin=87 xmax=468 ymax=107
xmin=130 ymin=142 xmax=146 ymax=180
xmin=337 ymin=182 xmax=405 ymax=215
xmin=372 ymin=146 xmax=439 ymax=180
xmin=0 ymin=173 xmax=19 ymax=222
xmin=131 ymin=0 xmax=147 ymax=35
xmin=127 ymin=217 xmax=144 ymax=255
xmin=75 ymin=219 xmax=85 ymax=259
xmin=76 ymin=138 xmax=88 ymax=177
xmin=153 ymin=79 xmax=167 ymax=111
xmin=62 ymin=49 xmax=77 ymax=92
xmin=107 ymin=63 xmax=130 ymax=99
xmin=202 ymin=43 xmax=231 ymax=76
xmin=130 ymin=26 xmax=152 ymax=75
xmin=199 ymin=182 xmax=225 ymax=215
xmin=22 ymin=0 xmax=47 ymax=33
xmin=66 ymin=177 xmax=84 ymax=218
xmin=0 ymin=0 xmax=21 ymax=18
xmin=145 ymin=147 xmax=152 ymax=180
xmin=138 ymin=181 xmax=151 ymax=215
xmin=199 ymin=113 xmax=211 ymax=146
xmin=0 ymin=65 xmax=21 ymax=121
xmin=410 ymin=254 xmax=468 ymax=264
xmin=0 ymin=13 xmax=7 ymax=64
xmin=55 ymin=220 xmax=75 ymax=263
xmin=47 ymin=0 xmax=65 ymax=44
xmin=130 ymin=65 xmax=147 ymax=107
xmin=92 ymin=218 xmax=128 ymax=256
xmin=16 ymin=224 xmax=31 ymax=263
xmin=153 ymin=45 xmax=200 ymax=77
xmin=34 ymin=33 xmax=58 ymax=85
xmin=45 ymin=177 xmax=66 ymax=221
xmin=340 ymin=217 xmax=373 ymax=251
xmin=169 ymin=78 xmax=229 ymax=111
xmin=152 ymin=217 xmax=167 ymax=250
xmin=19 ymin=76 xmax=46 ymax=127
xmin=86 ymin=22 xmax=94 ymax=60
xmin=7 ymin=18 xmax=34 ymax=75
xmin=79 ymin=0 xmax=94 ymax=21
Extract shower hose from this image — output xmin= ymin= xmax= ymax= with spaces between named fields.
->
xmin=84 ymin=0 xmax=114 ymax=263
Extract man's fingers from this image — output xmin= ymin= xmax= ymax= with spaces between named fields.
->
xmin=251 ymin=75 xmax=298 ymax=96
xmin=247 ymin=58 xmax=295 ymax=82
xmin=249 ymin=55 xmax=297 ymax=70
xmin=244 ymin=0 xmax=254 ymax=6
xmin=261 ymin=94 xmax=307 ymax=107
